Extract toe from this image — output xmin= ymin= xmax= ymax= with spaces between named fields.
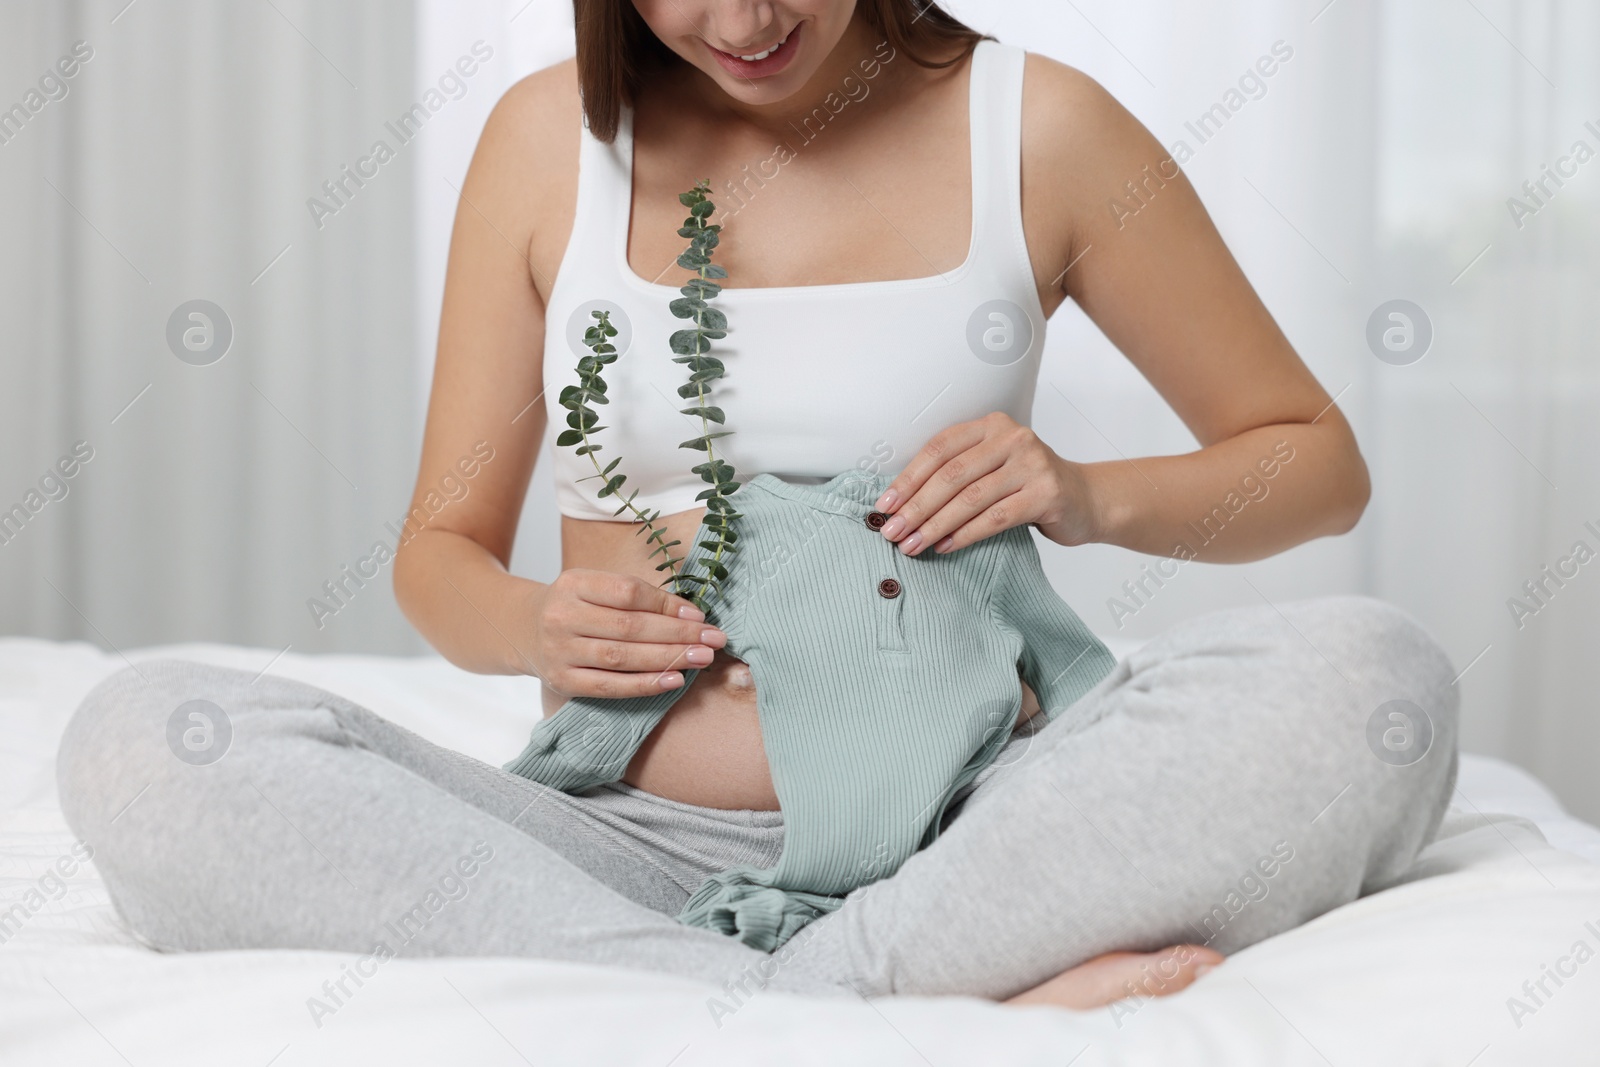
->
xmin=1006 ymin=944 xmax=1224 ymax=1009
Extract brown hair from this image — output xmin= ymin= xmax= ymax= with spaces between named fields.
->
xmin=572 ymin=1 xmax=992 ymax=143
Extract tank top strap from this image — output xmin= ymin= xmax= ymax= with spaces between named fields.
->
xmin=570 ymin=100 xmax=634 ymax=276
xmin=969 ymin=39 xmax=1035 ymax=299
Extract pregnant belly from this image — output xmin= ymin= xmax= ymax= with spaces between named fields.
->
xmin=622 ymin=652 xmax=780 ymax=810
xmin=552 ymin=512 xmax=1042 ymax=811
xmin=542 ymin=650 xmax=1047 ymax=811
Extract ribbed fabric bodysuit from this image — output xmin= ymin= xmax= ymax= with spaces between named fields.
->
xmin=540 ymin=39 xmax=1046 ymax=520
xmin=504 ymin=471 xmax=1116 ymax=949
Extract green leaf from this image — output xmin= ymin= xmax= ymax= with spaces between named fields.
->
xmin=574 ymin=444 xmax=598 ymax=456
xmin=681 ymin=279 xmax=722 ymax=299
xmin=700 ymin=308 xmax=728 ymax=331
xmin=677 ymin=250 xmax=709 ymax=270
xmin=690 ymin=200 xmax=714 ymax=218
xmin=602 ymin=456 xmax=621 ymax=475
xmin=704 ymin=264 xmax=728 ymax=279
xmin=678 ymin=191 xmax=700 ymax=207
xmin=678 ymin=431 xmax=734 ymax=452
xmin=669 ymin=330 xmax=704 ymax=355
xmin=558 ymin=384 xmax=580 ymax=405
xmin=680 ymin=405 xmax=725 ymax=423
xmin=676 ymin=382 xmax=702 ymax=399
xmin=556 ymin=429 xmax=583 ymax=447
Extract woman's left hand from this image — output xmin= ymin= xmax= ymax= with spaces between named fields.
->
xmin=872 ymin=412 xmax=1099 ymax=555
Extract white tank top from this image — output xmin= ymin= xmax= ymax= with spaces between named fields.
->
xmin=542 ymin=39 xmax=1046 ymax=521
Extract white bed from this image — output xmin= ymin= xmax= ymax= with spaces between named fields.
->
xmin=2 ymin=637 xmax=1598 ymax=1066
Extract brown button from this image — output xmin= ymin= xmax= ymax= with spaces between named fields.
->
xmin=877 ymin=578 xmax=902 ymax=599
xmin=865 ymin=511 xmax=889 ymax=530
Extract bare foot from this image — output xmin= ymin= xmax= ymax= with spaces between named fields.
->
xmin=1004 ymin=944 xmax=1224 ymax=1010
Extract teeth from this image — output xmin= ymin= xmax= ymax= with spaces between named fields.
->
xmin=736 ymin=32 xmax=788 ymax=62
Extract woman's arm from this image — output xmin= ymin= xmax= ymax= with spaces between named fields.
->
xmin=874 ymin=57 xmax=1368 ymax=564
xmin=393 ymin=68 xmax=716 ymax=695
xmin=391 ymin=72 xmax=550 ymax=676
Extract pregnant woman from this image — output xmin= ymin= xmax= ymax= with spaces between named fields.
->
xmin=58 ymin=0 xmax=1459 ymax=1010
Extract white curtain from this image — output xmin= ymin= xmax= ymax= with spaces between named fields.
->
xmin=0 ymin=1 xmax=420 ymax=655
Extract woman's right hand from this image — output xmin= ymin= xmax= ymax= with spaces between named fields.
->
xmin=528 ymin=569 xmax=726 ymax=700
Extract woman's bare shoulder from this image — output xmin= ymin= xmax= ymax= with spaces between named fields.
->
xmin=1019 ymin=51 xmax=1177 ymax=245
xmin=488 ymin=58 xmax=581 ymax=140
xmin=1021 ymin=52 xmax=1162 ymax=176
xmin=463 ymin=59 xmax=582 ymax=241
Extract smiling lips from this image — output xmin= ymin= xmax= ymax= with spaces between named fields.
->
xmin=707 ymin=22 xmax=801 ymax=78
xmin=731 ymin=29 xmax=790 ymax=61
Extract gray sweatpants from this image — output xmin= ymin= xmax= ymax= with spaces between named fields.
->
xmin=56 ymin=595 xmax=1459 ymax=1000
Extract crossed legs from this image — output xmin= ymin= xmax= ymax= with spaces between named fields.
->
xmin=56 ymin=595 xmax=1458 ymax=1003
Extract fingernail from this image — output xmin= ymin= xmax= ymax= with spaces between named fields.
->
xmin=659 ymin=672 xmax=685 ymax=689
xmin=876 ymin=489 xmax=899 ymax=511
xmin=880 ymin=516 xmax=906 ymax=540
xmin=934 ymin=536 xmax=954 ymax=554
xmin=1194 ymin=964 xmax=1216 ymax=979
xmin=677 ymin=605 xmax=705 ymax=621
xmin=700 ymin=628 xmax=725 ymax=646
xmin=685 ymin=646 xmax=713 ymax=665
xmin=900 ymin=531 xmax=923 ymax=554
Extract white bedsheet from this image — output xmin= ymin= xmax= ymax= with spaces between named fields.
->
xmin=2 ymin=637 xmax=1598 ymax=1066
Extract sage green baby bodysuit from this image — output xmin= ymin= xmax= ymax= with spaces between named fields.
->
xmin=503 ymin=469 xmax=1116 ymax=950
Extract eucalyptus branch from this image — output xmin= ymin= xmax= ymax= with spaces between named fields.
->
xmin=552 ymin=180 xmax=743 ymax=615
xmin=668 ymin=180 xmax=742 ymax=612
xmin=556 ymin=310 xmax=685 ymax=579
